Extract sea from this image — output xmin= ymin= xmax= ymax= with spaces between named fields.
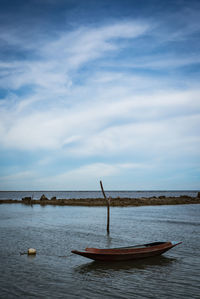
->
xmin=0 ymin=191 xmax=200 ymax=298
xmin=0 ymin=190 xmax=198 ymax=201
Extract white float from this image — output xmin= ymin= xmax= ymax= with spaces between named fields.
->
xmin=28 ymin=248 xmax=36 ymax=255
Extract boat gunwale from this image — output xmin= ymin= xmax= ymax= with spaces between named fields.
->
xmin=72 ymin=241 xmax=182 ymax=256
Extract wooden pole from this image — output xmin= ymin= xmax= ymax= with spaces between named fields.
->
xmin=100 ymin=180 xmax=110 ymax=234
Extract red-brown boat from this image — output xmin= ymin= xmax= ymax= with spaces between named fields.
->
xmin=71 ymin=241 xmax=182 ymax=262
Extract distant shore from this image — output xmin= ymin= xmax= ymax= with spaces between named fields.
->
xmin=1 ymin=195 xmax=200 ymax=206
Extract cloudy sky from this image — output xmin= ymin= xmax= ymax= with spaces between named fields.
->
xmin=0 ymin=0 xmax=199 ymax=190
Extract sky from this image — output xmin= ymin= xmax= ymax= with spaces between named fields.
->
xmin=0 ymin=0 xmax=199 ymax=191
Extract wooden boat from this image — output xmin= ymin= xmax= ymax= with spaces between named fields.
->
xmin=71 ymin=241 xmax=182 ymax=262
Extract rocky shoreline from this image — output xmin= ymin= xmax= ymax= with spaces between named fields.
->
xmin=1 ymin=194 xmax=200 ymax=206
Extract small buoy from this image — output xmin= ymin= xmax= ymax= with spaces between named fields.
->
xmin=28 ymin=248 xmax=36 ymax=255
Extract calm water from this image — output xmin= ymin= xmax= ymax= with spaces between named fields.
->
xmin=0 ymin=190 xmax=198 ymax=200
xmin=0 ymin=204 xmax=200 ymax=298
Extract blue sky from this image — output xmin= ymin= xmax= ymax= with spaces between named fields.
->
xmin=0 ymin=0 xmax=199 ymax=190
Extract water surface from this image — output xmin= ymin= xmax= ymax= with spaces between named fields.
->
xmin=0 ymin=204 xmax=199 ymax=298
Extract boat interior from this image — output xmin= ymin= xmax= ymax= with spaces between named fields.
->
xmin=85 ymin=242 xmax=167 ymax=252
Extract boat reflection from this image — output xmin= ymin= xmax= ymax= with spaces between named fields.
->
xmin=74 ymin=255 xmax=176 ymax=274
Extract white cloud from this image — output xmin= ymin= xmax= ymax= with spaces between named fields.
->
xmin=0 ymin=21 xmax=149 ymax=93
xmin=42 ymin=21 xmax=148 ymax=68
xmin=0 ymin=171 xmax=37 ymax=190
xmin=67 ymin=114 xmax=200 ymax=159
xmin=0 ymin=76 xmax=199 ymax=154
xmin=0 ymin=162 xmax=149 ymax=190
xmin=37 ymin=162 xmax=150 ymax=190
xmin=111 ymin=55 xmax=200 ymax=70
xmin=0 ymin=17 xmax=200 ymax=190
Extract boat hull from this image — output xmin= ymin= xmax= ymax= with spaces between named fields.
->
xmin=71 ymin=241 xmax=181 ymax=262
